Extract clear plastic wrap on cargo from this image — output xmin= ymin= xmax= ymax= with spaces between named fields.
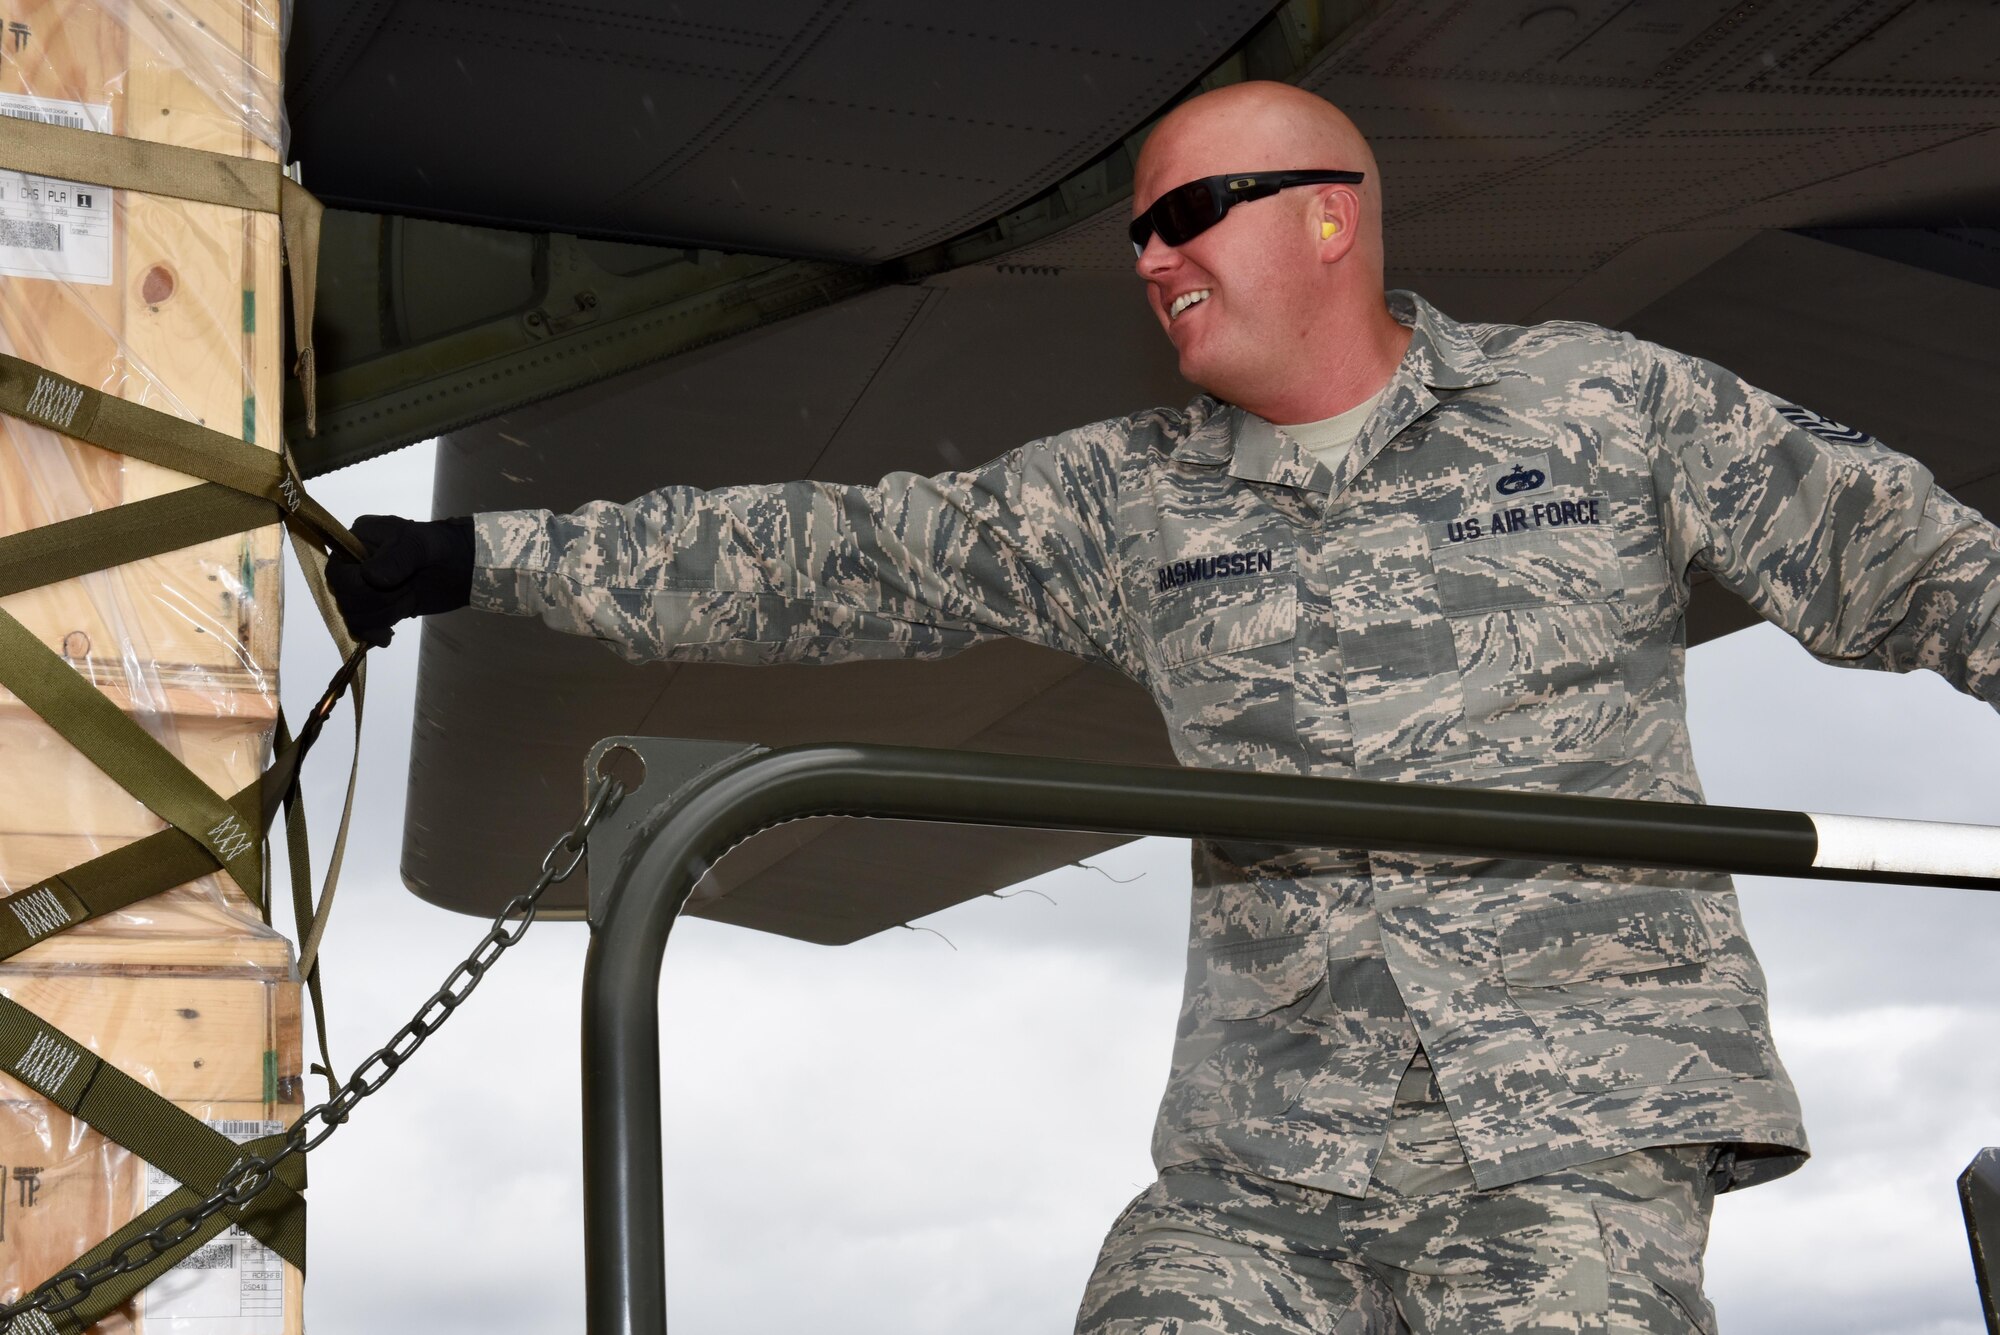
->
xmin=0 ymin=1 xmax=304 ymax=1328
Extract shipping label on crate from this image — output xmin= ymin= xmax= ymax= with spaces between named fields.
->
xmin=0 ymin=95 xmax=113 ymax=287
xmin=138 ymin=1120 xmax=286 ymax=1335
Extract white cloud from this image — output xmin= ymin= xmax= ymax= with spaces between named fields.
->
xmin=1691 ymin=626 xmax=2000 ymax=1335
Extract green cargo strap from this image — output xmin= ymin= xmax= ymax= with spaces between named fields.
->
xmin=0 ymin=353 xmax=353 ymax=557
xmin=4 ymin=1204 xmax=241 ymax=1334
xmin=287 ymin=786 xmax=339 ymax=1095
xmin=282 ymin=175 xmax=324 ymax=434
xmin=0 ymin=116 xmax=325 ymax=433
xmin=0 ymin=353 xmax=367 ymax=666
xmin=0 ymin=116 xmax=288 ymax=213
xmin=260 ymin=644 xmax=367 ymax=981
xmin=288 ymin=522 xmax=365 ymax=664
xmin=0 ymin=351 xmax=368 ymax=663
xmin=0 ymin=783 xmax=263 ymax=962
xmin=0 ymin=1306 xmax=60 ymax=1335
xmin=0 ymin=718 xmax=345 ymax=1085
xmin=53 ymin=1129 xmax=301 ymax=1334
xmin=0 ymin=354 xmax=366 ymax=664
xmin=0 ymin=485 xmax=272 ymax=600
xmin=0 ymin=665 xmax=371 ymax=962
xmin=273 ymin=715 xmax=340 ymax=1093
xmin=0 ymin=997 xmax=306 ymax=1266
xmin=296 ymin=666 xmax=362 ymax=978
xmin=13 ymin=1134 xmax=294 ymax=1335
xmin=0 ymin=607 xmax=265 ymax=902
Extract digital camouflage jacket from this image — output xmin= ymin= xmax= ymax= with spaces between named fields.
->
xmin=474 ymin=291 xmax=2000 ymax=1196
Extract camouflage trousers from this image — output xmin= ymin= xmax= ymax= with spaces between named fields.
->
xmin=1078 ymin=1057 xmax=1720 ymax=1334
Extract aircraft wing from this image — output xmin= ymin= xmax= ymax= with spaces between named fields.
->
xmin=283 ymin=1 xmax=2000 ymax=933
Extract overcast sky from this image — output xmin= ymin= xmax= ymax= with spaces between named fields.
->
xmin=285 ymin=442 xmax=2000 ymax=1335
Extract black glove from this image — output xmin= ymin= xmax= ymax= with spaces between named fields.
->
xmin=326 ymin=514 xmax=475 ymax=647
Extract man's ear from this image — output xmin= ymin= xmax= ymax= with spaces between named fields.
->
xmin=1314 ymin=185 xmax=1362 ymax=257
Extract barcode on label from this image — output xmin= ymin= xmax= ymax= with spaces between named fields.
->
xmin=212 ymin=1120 xmax=280 ymax=1140
xmin=0 ymin=106 xmax=88 ymax=129
xmin=0 ymin=219 xmax=60 ymax=251
xmin=179 ymin=1242 xmax=235 ymax=1271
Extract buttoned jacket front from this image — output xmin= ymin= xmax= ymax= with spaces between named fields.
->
xmin=475 ymin=291 xmax=2000 ymax=1196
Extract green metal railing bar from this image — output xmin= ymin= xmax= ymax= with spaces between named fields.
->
xmin=578 ymin=738 xmax=2000 ymax=1335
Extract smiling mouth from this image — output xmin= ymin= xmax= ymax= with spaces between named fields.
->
xmin=1169 ymin=289 xmax=1210 ymax=321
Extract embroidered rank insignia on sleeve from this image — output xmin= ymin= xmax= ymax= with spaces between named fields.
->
xmin=1776 ymin=403 xmax=1877 ymax=446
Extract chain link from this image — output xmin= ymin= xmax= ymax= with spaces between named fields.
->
xmin=0 ymin=774 xmax=624 ymax=1330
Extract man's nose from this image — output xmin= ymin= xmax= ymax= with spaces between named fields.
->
xmin=1134 ymin=231 xmax=1179 ymax=280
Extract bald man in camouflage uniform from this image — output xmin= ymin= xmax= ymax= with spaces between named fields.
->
xmin=347 ymin=84 xmax=2000 ymax=1332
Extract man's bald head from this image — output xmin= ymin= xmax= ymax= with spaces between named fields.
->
xmin=1131 ymin=83 xmax=1404 ymax=424
xmin=1137 ymin=83 xmax=1385 ymax=271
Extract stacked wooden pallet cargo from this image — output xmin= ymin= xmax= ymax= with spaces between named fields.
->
xmin=0 ymin=1 xmax=303 ymax=1329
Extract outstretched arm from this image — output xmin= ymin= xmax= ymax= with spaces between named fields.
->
xmin=471 ymin=424 xmax=1138 ymax=674
xmin=1638 ymin=338 xmax=2000 ymax=708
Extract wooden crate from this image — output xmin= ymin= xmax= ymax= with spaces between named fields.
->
xmin=0 ymin=0 xmax=287 ymax=706
xmin=0 ymin=1 xmax=303 ymax=1328
xmin=0 ymin=950 xmax=304 ymax=1333
xmin=0 ymin=0 xmax=287 ymax=874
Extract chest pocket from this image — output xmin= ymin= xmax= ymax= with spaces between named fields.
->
xmin=1428 ymin=507 xmax=1632 ymax=766
xmin=1147 ymin=568 xmax=1297 ymax=759
xmin=1154 ymin=574 xmax=1296 ymax=668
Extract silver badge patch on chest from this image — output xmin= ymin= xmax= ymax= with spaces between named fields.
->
xmin=1481 ymin=453 xmax=1553 ymax=501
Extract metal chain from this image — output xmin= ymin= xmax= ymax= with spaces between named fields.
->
xmin=0 ymin=774 xmax=624 ymax=1331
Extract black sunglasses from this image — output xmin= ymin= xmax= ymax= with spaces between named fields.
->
xmin=1129 ymin=170 xmax=1366 ymax=257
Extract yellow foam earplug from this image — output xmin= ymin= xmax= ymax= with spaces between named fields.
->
xmin=1321 ymin=220 xmax=1339 ymax=239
